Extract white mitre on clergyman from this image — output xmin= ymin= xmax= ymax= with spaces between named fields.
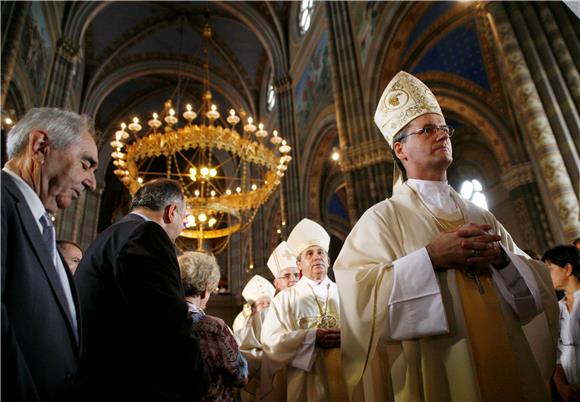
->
xmin=374 ymin=71 xmax=443 ymax=147
xmin=267 ymin=241 xmax=297 ymax=278
xmin=242 ymin=275 xmax=275 ymax=303
xmin=286 ymin=218 xmax=330 ymax=257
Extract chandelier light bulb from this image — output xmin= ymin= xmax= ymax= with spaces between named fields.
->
xmin=236 ymin=187 xmax=241 ymax=193
xmin=226 ymin=189 xmax=232 ymax=195
xmin=169 ymin=108 xmax=175 ymax=116
xmin=277 ymin=229 xmax=282 ymax=234
xmin=258 ymin=123 xmax=264 ymax=130
xmin=209 ymin=168 xmax=217 ymax=177
xmin=194 ymin=189 xmax=200 ymax=197
xmin=153 ymin=112 xmax=158 ymax=119
xmin=248 ymin=117 xmax=253 ymax=124
xmin=201 ymin=167 xmax=210 ymax=176
xmin=251 ymin=184 xmax=257 ymax=191
xmin=198 ymin=213 xmax=207 ymax=222
xmin=137 ymin=177 xmax=143 ymax=184
xmin=229 ymin=109 xmax=236 ymax=116
xmin=4 ymin=117 xmax=13 ymax=125
xmin=208 ymin=217 xmax=217 ymax=227
xmin=186 ymin=104 xmax=192 ymax=111
xmin=189 ymin=167 xmax=197 ymax=175
xmin=121 ymin=122 xmax=127 ymax=129
xmin=133 ymin=117 xmax=139 ymax=124
xmin=211 ymin=104 xmax=217 ymax=111
xmin=281 ymin=140 xmax=287 ymax=146
xmin=210 ymin=190 xmax=216 ymax=197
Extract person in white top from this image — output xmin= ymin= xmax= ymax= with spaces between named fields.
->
xmin=260 ymin=219 xmax=347 ymax=402
xmin=232 ymin=275 xmax=275 ymax=333
xmin=234 ymin=243 xmax=298 ymax=402
xmin=543 ymin=245 xmax=580 ymax=401
xmin=334 ymin=71 xmax=559 ymax=402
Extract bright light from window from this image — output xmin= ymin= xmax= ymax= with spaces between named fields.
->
xmin=298 ymin=0 xmax=314 ymax=35
xmin=266 ymin=76 xmax=276 ymax=111
xmin=460 ymin=179 xmax=488 ymax=210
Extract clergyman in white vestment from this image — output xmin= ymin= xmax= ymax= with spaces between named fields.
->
xmin=261 ymin=219 xmax=347 ymax=402
xmin=334 ymin=71 xmax=559 ymax=402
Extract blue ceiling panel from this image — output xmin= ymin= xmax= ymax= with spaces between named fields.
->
xmin=411 ymin=24 xmax=491 ymax=92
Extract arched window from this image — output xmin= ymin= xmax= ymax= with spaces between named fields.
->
xmin=298 ymin=0 xmax=314 ymax=35
xmin=266 ymin=76 xmax=276 ymax=112
xmin=460 ymin=179 xmax=488 ymax=210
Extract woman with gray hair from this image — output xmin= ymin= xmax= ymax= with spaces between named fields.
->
xmin=179 ymin=251 xmax=248 ymax=401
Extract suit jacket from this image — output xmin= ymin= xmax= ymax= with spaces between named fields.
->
xmin=1 ymin=171 xmax=81 ymax=402
xmin=75 ymin=214 xmax=209 ymax=402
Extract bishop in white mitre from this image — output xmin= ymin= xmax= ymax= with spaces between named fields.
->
xmin=261 ymin=219 xmax=348 ymax=402
xmin=235 ymin=242 xmax=298 ymax=402
xmin=334 ymin=71 xmax=559 ymax=402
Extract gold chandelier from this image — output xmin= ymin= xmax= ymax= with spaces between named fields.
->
xmin=110 ymin=17 xmax=291 ymax=252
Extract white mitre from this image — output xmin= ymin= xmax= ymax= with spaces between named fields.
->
xmin=286 ymin=218 xmax=330 ymax=257
xmin=267 ymin=241 xmax=297 ymax=278
xmin=242 ymin=274 xmax=275 ymax=303
xmin=374 ymin=71 xmax=443 ymax=147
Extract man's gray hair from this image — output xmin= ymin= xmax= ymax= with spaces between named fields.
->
xmin=130 ymin=179 xmax=184 ymax=212
xmin=6 ymin=108 xmax=96 ymax=158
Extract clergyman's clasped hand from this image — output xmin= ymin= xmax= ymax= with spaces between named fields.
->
xmin=426 ymin=223 xmax=505 ymax=271
xmin=315 ymin=328 xmax=341 ymax=349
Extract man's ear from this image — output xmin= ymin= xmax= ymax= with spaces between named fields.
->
xmin=28 ymin=130 xmax=50 ymax=164
xmin=200 ymin=289 xmax=208 ymax=300
xmin=565 ymin=263 xmax=574 ymax=277
xmin=393 ymin=141 xmax=406 ymax=162
xmin=162 ymin=203 xmax=177 ymax=224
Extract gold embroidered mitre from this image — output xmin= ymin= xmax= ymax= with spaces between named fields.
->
xmin=267 ymin=241 xmax=297 ymax=278
xmin=374 ymin=71 xmax=443 ymax=146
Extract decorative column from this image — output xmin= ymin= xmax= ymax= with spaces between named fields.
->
xmin=501 ymin=163 xmax=552 ymax=252
xmin=1 ymin=2 xmax=30 ymax=107
xmin=326 ymin=1 xmax=391 ymax=222
xmin=538 ymin=3 xmax=580 ymax=111
xmin=274 ymin=74 xmax=304 ymax=227
xmin=485 ymin=1 xmax=580 ymax=243
xmin=43 ymin=37 xmax=80 ymax=107
xmin=513 ymin=3 xmax=580 ymax=183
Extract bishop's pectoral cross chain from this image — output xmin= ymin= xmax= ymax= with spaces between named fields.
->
xmin=466 ymin=269 xmax=485 ymax=294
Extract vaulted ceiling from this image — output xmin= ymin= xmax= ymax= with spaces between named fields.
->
xmin=76 ymin=2 xmax=289 ymax=147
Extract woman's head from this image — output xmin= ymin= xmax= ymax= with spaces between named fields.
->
xmin=179 ymin=251 xmax=221 ymax=308
xmin=542 ymin=245 xmax=580 ymax=290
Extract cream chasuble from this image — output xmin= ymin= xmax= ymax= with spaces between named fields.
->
xmin=234 ymin=307 xmax=268 ymax=402
xmin=261 ymin=277 xmax=347 ymax=402
xmin=334 ymin=183 xmax=559 ymax=402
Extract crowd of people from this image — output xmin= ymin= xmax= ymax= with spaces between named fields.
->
xmin=2 ymin=72 xmax=580 ymax=402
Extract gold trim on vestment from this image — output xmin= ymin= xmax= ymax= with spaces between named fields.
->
xmin=439 ymin=217 xmax=524 ymax=402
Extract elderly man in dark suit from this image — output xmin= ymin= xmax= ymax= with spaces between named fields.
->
xmin=1 ymin=108 xmax=99 ymax=402
xmin=75 ymin=179 xmax=209 ymax=402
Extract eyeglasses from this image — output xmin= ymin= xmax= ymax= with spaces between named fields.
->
xmin=403 ymin=124 xmax=454 ymax=139
xmin=279 ymin=272 xmax=299 ymax=280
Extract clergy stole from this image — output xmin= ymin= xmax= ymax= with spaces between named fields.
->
xmin=438 ymin=217 xmax=524 ymax=402
xmin=311 ymin=297 xmax=349 ymax=402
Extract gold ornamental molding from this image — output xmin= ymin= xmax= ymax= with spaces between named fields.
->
xmin=501 ymin=163 xmax=535 ymax=192
xmin=338 ymin=139 xmax=392 ymax=173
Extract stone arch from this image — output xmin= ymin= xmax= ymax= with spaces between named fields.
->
xmin=82 ymin=59 xmax=253 ymax=120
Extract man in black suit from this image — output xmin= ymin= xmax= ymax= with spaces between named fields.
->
xmin=1 ymin=108 xmax=99 ymax=402
xmin=75 ymin=179 xmax=209 ymax=401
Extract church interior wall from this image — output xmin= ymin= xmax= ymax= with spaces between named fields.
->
xmin=2 ymin=1 xmax=579 ymax=321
